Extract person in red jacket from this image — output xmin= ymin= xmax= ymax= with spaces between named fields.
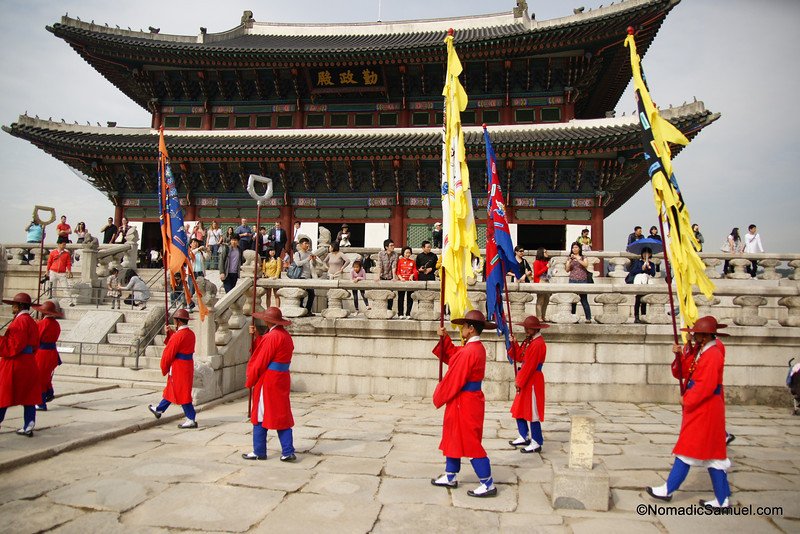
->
xmin=395 ymin=246 xmax=419 ymax=318
xmin=148 ymin=309 xmax=198 ymax=429
xmin=508 ymin=315 xmax=549 ymax=453
xmin=431 ymin=310 xmax=497 ymax=498
xmin=0 ymin=293 xmax=41 ymax=436
xmin=647 ymin=316 xmax=732 ymax=508
xmin=31 ymin=300 xmax=63 ymax=411
xmin=243 ymin=307 xmax=296 ymax=461
xmin=47 ymin=241 xmax=75 ymax=307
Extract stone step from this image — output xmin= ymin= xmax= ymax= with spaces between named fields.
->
xmin=61 ymin=352 xmax=130 ymax=367
xmin=58 ymin=362 xmax=164 ymax=383
xmin=145 ymin=345 xmax=164 ymax=359
xmin=107 ymin=333 xmax=136 ymax=345
xmin=115 ymin=322 xmax=142 ymax=334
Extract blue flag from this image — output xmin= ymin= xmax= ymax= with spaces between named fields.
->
xmin=483 ymin=128 xmax=520 ymax=360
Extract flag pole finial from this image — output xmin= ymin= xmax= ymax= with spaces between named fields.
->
xmin=626 ymin=26 xmax=635 ymax=35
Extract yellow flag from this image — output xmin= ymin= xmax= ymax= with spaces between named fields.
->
xmin=625 ymin=32 xmax=714 ymax=330
xmin=441 ymin=33 xmax=480 ymax=321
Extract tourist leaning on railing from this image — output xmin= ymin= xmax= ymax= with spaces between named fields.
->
xmin=263 ymin=249 xmax=282 ymax=308
xmin=533 ymin=248 xmax=551 ymax=321
xmin=566 ymin=242 xmax=592 ymax=323
xmin=396 ymin=246 xmax=418 ymax=318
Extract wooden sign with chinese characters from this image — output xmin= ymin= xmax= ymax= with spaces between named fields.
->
xmin=307 ymin=66 xmax=385 ymax=94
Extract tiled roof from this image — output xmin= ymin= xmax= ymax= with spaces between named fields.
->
xmin=3 ymin=102 xmax=715 ymax=160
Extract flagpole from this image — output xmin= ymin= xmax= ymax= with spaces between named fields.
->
xmin=247 ymin=202 xmax=264 ymax=418
xmin=159 ymin=127 xmax=169 ymax=330
xmin=658 ymin=210 xmax=684 ymax=395
xmin=500 ymin=258 xmax=518 ymax=378
xmin=438 ymin=268 xmax=446 ymax=382
xmin=36 ymin=227 xmax=46 ymax=305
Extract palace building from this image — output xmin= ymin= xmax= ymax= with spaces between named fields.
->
xmin=3 ymin=0 xmax=717 ymax=252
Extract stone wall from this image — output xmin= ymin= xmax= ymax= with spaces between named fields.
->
xmin=286 ymin=318 xmax=798 ymax=407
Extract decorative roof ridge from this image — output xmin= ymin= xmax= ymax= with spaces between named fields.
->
xmin=531 ymin=0 xmax=679 ymax=30
xmin=50 ymin=0 xmax=678 ymax=44
xmin=8 ymin=101 xmax=708 ymax=138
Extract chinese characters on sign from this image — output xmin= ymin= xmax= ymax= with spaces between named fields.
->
xmin=311 ymin=67 xmax=382 ymax=91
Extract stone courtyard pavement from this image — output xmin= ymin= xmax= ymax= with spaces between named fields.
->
xmin=0 ymin=379 xmax=798 ymax=533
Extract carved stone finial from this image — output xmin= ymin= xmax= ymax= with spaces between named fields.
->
xmin=241 ymin=10 xmax=255 ymax=25
xmin=513 ymin=0 xmax=529 ymax=18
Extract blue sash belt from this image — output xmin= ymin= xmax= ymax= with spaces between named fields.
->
xmin=713 ymin=384 xmax=722 ymax=395
xmin=21 ymin=345 xmax=35 ymax=354
xmin=175 ymin=353 xmax=194 ymax=361
xmin=40 ymin=342 xmax=57 ymax=350
xmin=268 ymin=362 xmax=290 ymax=372
xmin=536 ymin=363 xmax=543 ymax=372
xmin=461 ymin=381 xmax=482 ymax=392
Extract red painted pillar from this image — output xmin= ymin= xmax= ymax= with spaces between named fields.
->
xmin=186 ymin=202 xmax=197 ymax=221
xmin=114 ymin=204 xmax=124 ymax=226
xmin=391 ymin=204 xmax=405 ymax=246
xmin=590 ymin=205 xmax=604 ymax=251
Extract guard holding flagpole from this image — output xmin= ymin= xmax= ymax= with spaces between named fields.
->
xmin=0 ymin=293 xmax=41 ymax=436
xmin=431 ymin=310 xmax=497 ymax=498
xmin=32 ymin=300 xmax=64 ymax=411
xmin=243 ymin=307 xmax=296 ymax=462
xmin=508 ymin=315 xmax=548 ymax=453
xmin=148 ymin=308 xmax=198 ymax=429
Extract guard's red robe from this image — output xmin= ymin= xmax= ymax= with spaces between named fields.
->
xmin=510 ymin=335 xmax=546 ymax=422
xmin=0 ymin=312 xmax=41 ymax=407
xmin=432 ymin=336 xmax=487 ymax=459
xmin=672 ymin=340 xmax=727 ymax=461
xmin=35 ymin=317 xmax=61 ymax=394
xmin=246 ymin=326 xmax=294 ymax=429
xmin=160 ymin=326 xmax=195 ymax=405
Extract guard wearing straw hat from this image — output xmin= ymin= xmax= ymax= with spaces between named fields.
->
xmin=431 ymin=310 xmax=497 ymax=498
xmin=647 ymin=316 xmax=732 ymax=508
xmin=243 ymin=307 xmax=296 ymax=461
xmin=31 ymin=300 xmax=64 ymax=411
xmin=508 ymin=315 xmax=549 ymax=454
xmin=148 ymin=308 xmax=198 ymax=429
xmin=0 ymin=293 xmax=41 ymax=436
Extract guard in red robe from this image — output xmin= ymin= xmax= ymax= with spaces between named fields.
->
xmin=31 ymin=300 xmax=64 ymax=411
xmin=242 ymin=307 xmax=296 ymax=461
xmin=430 ymin=310 xmax=497 ymax=498
xmin=0 ymin=293 xmax=41 ymax=436
xmin=148 ymin=308 xmax=198 ymax=428
xmin=647 ymin=316 xmax=732 ymax=508
xmin=508 ymin=315 xmax=548 ymax=453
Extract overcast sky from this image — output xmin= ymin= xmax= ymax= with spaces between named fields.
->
xmin=1 ymin=0 xmax=798 ymax=251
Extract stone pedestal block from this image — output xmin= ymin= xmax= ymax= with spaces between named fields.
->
xmin=703 ymin=257 xmax=722 ymax=279
xmin=726 ymin=258 xmax=751 ymax=279
xmin=757 ymin=259 xmax=782 ymax=280
xmin=411 ymin=290 xmax=440 ymax=321
xmin=322 ymin=288 xmax=351 ymax=319
xmin=364 ymin=289 xmax=396 ymax=319
xmin=192 ymin=361 xmax=221 ymax=404
xmin=277 ymin=287 xmax=310 ymax=318
xmin=733 ymin=295 xmax=768 ymax=326
xmin=641 ymin=293 xmax=671 ymax=324
xmin=789 ymin=259 xmax=800 ymax=281
xmin=507 ymin=291 xmax=533 ymax=319
xmin=550 ymin=293 xmax=579 ymax=324
xmin=607 ymin=257 xmax=631 ymax=279
xmin=551 ymin=462 xmax=610 ymax=511
xmin=549 ymin=256 xmax=569 ymax=284
xmin=778 ymin=296 xmax=800 ymax=327
xmin=594 ymin=293 xmax=627 ymax=324
xmin=695 ymin=294 xmax=721 ymax=319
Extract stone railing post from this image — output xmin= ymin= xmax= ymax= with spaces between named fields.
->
xmin=650 ymin=257 xmax=662 ymax=279
xmin=757 ymin=259 xmax=782 ymax=280
xmin=549 ymin=256 xmax=569 ymax=284
xmin=215 ymin=308 xmax=233 ymax=347
xmin=703 ymin=257 xmax=723 ymax=279
xmin=778 ymin=296 xmax=800 ymax=327
xmin=641 ymin=293 xmax=671 ymax=324
xmin=732 ymin=295 xmax=768 ymax=326
xmin=726 ymin=258 xmax=751 ymax=279
xmin=120 ymin=231 xmax=139 ymax=269
xmin=411 ymin=290 xmax=440 ymax=321
xmin=277 ymin=287 xmax=309 ymax=318
xmin=607 ymin=257 xmax=631 ymax=279
xmin=595 ymin=293 xmax=627 ymax=324
xmin=550 ymin=293 xmax=580 ymax=324
xmin=507 ymin=292 xmax=534 ymax=319
xmin=467 ymin=291 xmax=487 ymax=316
xmin=228 ymin=293 xmax=247 ymax=330
xmin=0 ymin=245 xmax=6 ymax=297
xmin=195 ymin=278 xmax=219 ymax=357
xmin=79 ymin=234 xmax=100 ymax=286
xmin=364 ymin=289 xmax=396 ymax=319
xmin=7 ymin=247 xmax=28 ymax=266
xmin=788 ymin=260 xmax=800 ymax=281
xmin=695 ymin=294 xmax=721 ymax=319
xmin=322 ymin=288 xmax=351 ymax=319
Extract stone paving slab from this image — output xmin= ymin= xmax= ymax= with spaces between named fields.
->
xmin=48 ymin=476 xmax=167 ymax=512
xmin=251 ymin=493 xmax=381 ymax=534
xmin=373 ymin=503 xmax=500 ymax=533
xmin=51 ymin=511 xmax=170 ymax=534
xmin=0 ymin=498 xmax=83 ymax=534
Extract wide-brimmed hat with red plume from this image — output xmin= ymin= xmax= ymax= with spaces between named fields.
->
xmin=516 ymin=316 xmax=549 ymax=330
xmin=253 ymin=306 xmax=292 ymax=326
xmin=2 ymin=292 xmax=32 ymax=306
xmin=680 ymin=316 xmax=729 ymax=337
xmin=451 ymin=309 xmax=496 ymax=329
xmin=33 ymin=300 xmax=64 ymax=319
xmin=172 ymin=308 xmax=191 ymax=322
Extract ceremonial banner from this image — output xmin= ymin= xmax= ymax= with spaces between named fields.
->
xmin=440 ymin=32 xmax=480 ymax=322
xmin=625 ymin=32 xmax=714 ymax=329
xmin=483 ymin=127 xmax=520 ymax=356
xmin=158 ymin=129 xmax=208 ymax=320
